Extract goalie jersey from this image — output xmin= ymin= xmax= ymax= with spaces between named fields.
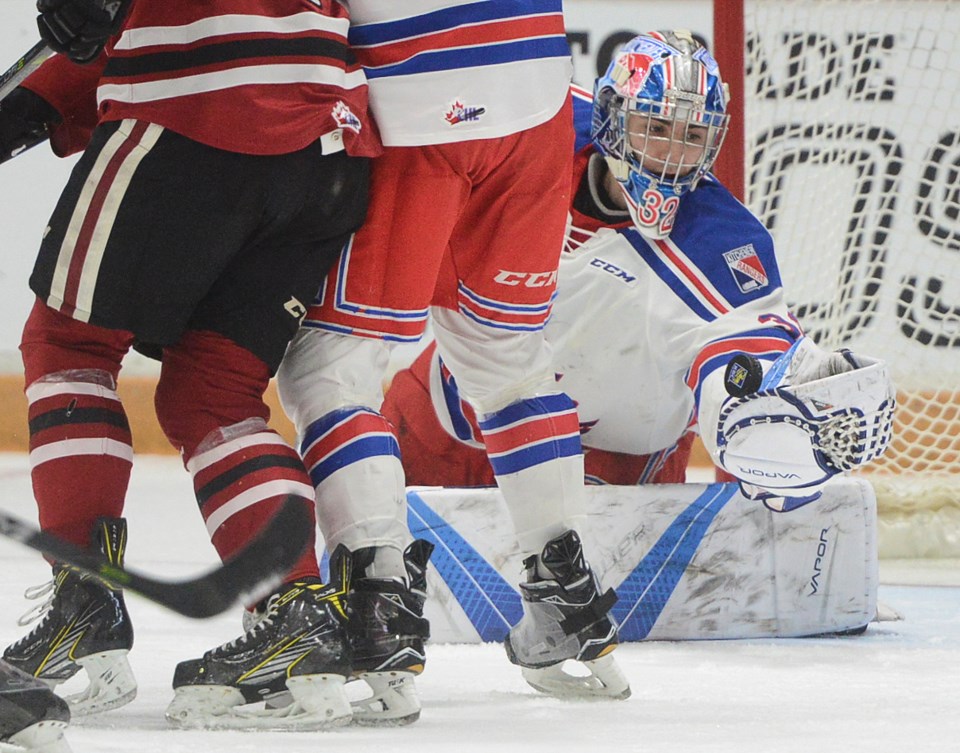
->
xmin=392 ymin=90 xmax=803 ymax=478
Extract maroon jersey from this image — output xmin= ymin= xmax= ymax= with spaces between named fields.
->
xmin=25 ymin=0 xmax=380 ymax=157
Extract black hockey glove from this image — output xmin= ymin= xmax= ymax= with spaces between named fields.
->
xmin=0 ymin=87 xmax=61 ymax=164
xmin=36 ymin=0 xmax=132 ymax=64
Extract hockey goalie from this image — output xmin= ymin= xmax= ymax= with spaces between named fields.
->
xmin=381 ymin=31 xmax=897 ymax=642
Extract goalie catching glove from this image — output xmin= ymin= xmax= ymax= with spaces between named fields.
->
xmin=710 ymin=338 xmax=895 ymax=512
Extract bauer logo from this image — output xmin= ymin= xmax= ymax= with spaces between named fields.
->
xmin=723 ymin=244 xmax=769 ymax=293
xmin=445 ymin=100 xmax=486 ymax=125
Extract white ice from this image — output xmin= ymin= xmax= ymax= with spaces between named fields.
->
xmin=1 ymin=453 xmax=959 ymax=753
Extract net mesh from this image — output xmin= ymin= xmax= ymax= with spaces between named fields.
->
xmin=742 ymin=0 xmax=960 ymax=557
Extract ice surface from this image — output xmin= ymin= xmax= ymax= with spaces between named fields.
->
xmin=1 ymin=454 xmax=958 ymax=753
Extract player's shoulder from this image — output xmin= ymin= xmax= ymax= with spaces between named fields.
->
xmin=606 ymin=176 xmax=784 ymax=303
xmin=672 ymin=176 xmax=775 ymax=255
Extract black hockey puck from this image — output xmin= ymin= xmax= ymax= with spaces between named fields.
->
xmin=723 ymin=353 xmax=763 ymax=397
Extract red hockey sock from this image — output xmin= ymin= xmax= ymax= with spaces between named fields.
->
xmin=157 ymin=330 xmax=319 ymax=582
xmin=21 ymin=300 xmax=134 ymax=546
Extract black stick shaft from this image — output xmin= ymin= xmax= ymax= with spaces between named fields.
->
xmin=0 ymin=41 xmax=53 ymax=103
xmin=0 ymin=498 xmax=311 ymax=619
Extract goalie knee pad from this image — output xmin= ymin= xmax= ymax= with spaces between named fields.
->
xmin=715 ymin=338 xmax=895 ymax=509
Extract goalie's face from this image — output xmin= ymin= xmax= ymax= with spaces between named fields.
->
xmin=590 ymin=31 xmax=731 ymax=238
xmin=595 ymin=101 xmax=726 ymax=239
xmin=626 ymin=112 xmax=710 ymax=183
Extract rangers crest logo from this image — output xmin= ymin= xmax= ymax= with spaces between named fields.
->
xmin=445 ymin=100 xmax=486 ymax=125
xmin=723 ymin=244 xmax=769 ymax=292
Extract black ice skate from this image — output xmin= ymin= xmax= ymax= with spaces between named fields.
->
xmin=3 ymin=518 xmax=136 ymax=716
xmin=347 ymin=539 xmax=434 ymax=726
xmin=0 ymin=659 xmax=72 ymax=753
xmin=166 ymin=547 xmax=354 ymax=730
xmin=504 ymin=529 xmax=630 ymax=699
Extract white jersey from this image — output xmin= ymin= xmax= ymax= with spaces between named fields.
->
xmin=426 ymin=149 xmax=802 ymax=457
xmin=345 ymin=0 xmax=572 ymax=145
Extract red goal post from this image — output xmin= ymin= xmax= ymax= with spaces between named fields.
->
xmin=711 ymin=0 xmax=960 ymax=559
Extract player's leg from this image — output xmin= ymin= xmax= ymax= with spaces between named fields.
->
xmin=276 ymin=146 xmax=467 ymax=724
xmin=6 ymin=308 xmax=137 ymax=713
xmin=8 ymin=121 xmax=336 ymax=717
xmin=160 ymin=143 xmax=370 ymax=730
xmin=1 ymin=121 xmax=178 ymax=716
xmin=435 ymin=99 xmax=629 ymax=699
xmin=381 ymin=342 xmax=495 ymax=487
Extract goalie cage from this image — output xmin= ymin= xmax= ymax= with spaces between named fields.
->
xmin=712 ymin=0 xmax=960 ymax=559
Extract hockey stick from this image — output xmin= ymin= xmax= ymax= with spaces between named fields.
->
xmin=0 ymin=41 xmax=53 ymax=103
xmin=0 ymin=496 xmax=312 ymax=619
xmin=0 ymin=42 xmax=55 ymax=164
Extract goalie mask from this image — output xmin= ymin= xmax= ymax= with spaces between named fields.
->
xmin=591 ymin=30 xmax=730 ymax=239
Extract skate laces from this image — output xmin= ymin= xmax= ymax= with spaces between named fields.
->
xmin=16 ymin=579 xmax=57 ymax=627
xmin=216 ymin=592 xmax=282 ymax=653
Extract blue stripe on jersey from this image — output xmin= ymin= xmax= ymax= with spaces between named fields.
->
xmin=571 ymin=86 xmax=594 ymax=152
xmin=459 ymin=306 xmax=548 ymax=332
xmin=735 ymin=326 xmax=797 ymax=348
xmin=306 ymin=434 xmax=400 ymax=486
xmin=477 ymin=393 xmax=574 ymax=431
xmin=623 ymin=231 xmax=717 ymax=321
xmin=686 ymin=327 xmax=797 ymax=404
xmin=301 ymin=320 xmax=423 ymax=343
xmin=486 ymin=434 xmax=582 ymax=476
xmin=300 ymin=409 xmax=400 ymax=485
xmin=459 ymin=283 xmax=553 ymax=314
xmin=612 ymin=484 xmax=737 ymax=640
xmin=350 ymin=0 xmax=564 ymax=46
xmin=438 ymin=357 xmax=477 ymax=442
xmin=364 ymin=37 xmax=571 ymax=78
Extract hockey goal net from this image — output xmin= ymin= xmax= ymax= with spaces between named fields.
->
xmin=713 ymin=0 xmax=960 ymax=558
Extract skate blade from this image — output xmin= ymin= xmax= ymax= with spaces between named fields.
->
xmin=348 ymin=671 xmax=421 ymax=726
xmin=2 ymin=719 xmax=72 ymax=753
xmin=165 ymin=675 xmax=352 ymax=730
xmin=521 ymin=653 xmax=631 ymax=700
xmin=63 ymin=650 xmax=136 ymax=716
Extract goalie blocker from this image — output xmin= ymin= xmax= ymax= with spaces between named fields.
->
xmin=395 ymin=477 xmax=880 ymax=644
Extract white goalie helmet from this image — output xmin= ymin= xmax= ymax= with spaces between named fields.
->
xmin=715 ymin=338 xmax=896 ymax=511
xmin=591 ymin=30 xmax=730 ymax=239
